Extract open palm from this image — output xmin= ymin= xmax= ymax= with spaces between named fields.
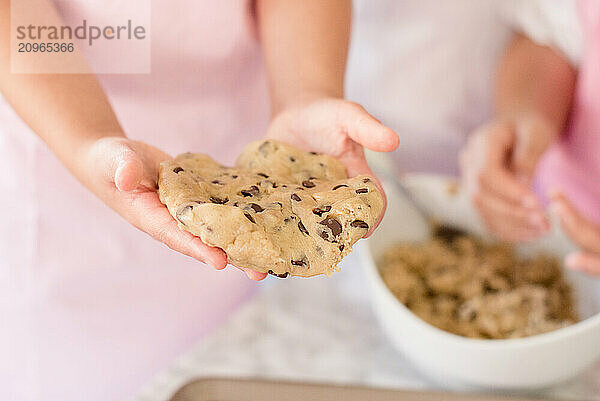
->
xmin=84 ymin=137 xmax=266 ymax=280
xmin=266 ymin=97 xmax=400 ymax=234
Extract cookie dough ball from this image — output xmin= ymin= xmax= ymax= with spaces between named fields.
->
xmin=158 ymin=140 xmax=384 ymax=277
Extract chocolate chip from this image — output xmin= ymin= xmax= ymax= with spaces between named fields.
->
xmin=258 ymin=141 xmax=272 ymax=155
xmin=244 ymin=213 xmax=256 ymax=223
xmin=176 ymin=205 xmax=193 ymax=223
xmin=318 ymin=217 xmax=342 ymax=242
xmin=284 ymin=217 xmax=290 ymax=223
xmin=362 ymin=178 xmax=371 ymax=183
xmin=267 ymin=270 xmax=289 ymax=278
xmin=319 ymin=163 xmax=325 ymax=167
xmin=351 ymin=220 xmax=369 ymax=229
xmin=356 ymin=188 xmax=369 ymax=194
xmin=321 ymin=218 xmax=342 ymax=235
xmin=298 ymin=220 xmax=309 ymax=235
xmin=173 ymin=167 xmax=184 ymax=174
xmin=289 ymin=156 xmax=296 ymax=162
xmin=433 ymin=225 xmax=467 ymax=243
xmin=339 ymin=244 xmax=345 ymax=252
xmin=209 ymin=196 xmax=229 ymax=204
xmin=282 ymin=184 xmax=288 ymax=188
xmin=302 ymin=180 xmax=316 ymax=188
xmin=240 ymin=185 xmax=259 ymax=197
xmin=312 ymin=206 xmax=332 ymax=216
xmin=257 ymin=172 xmax=269 ymax=178
xmin=248 ymin=203 xmax=264 ymax=213
xmin=482 ymin=280 xmax=500 ymax=294
xmin=291 ymin=193 xmax=301 ymax=202
xmin=269 ymin=202 xmax=283 ymax=210
xmin=232 ymin=175 xmax=238 ymax=179
xmin=211 ymin=180 xmax=221 ymax=184
xmin=264 ymin=180 xmax=278 ymax=188
xmin=290 ymin=256 xmax=309 ymax=267
xmin=309 ymin=151 xmax=318 ymax=155
xmin=233 ymin=202 xmax=239 ymax=207
xmin=332 ymin=184 xmax=348 ymax=190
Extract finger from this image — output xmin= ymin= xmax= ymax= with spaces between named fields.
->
xmin=114 ymin=155 xmax=144 ymax=192
xmin=481 ymin=121 xmax=514 ymax=166
xmin=228 ymin=259 xmax=269 ymax=281
xmin=343 ymin=103 xmax=400 ymax=152
xmin=337 ymin=144 xmax=373 ymax=178
xmin=478 ymin=212 xmax=544 ymax=242
xmin=479 ymin=169 xmax=540 ymax=209
xmin=243 ymin=268 xmax=267 ymax=281
xmin=473 ymin=124 xmax=540 ymax=208
xmin=473 ymin=189 xmax=549 ymax=232
xmin=475 ymin=197 xmax=545 ymax=243
xmin=565 ymin=251 xmax=600 ymax=275
xmin=88 ymin=137 xmax=138 ymax=187
xmin=552 ymin=193 xmax=600 ymax=254
xmin=130 ymin=193 xmax=228 ymax=269
xmin=512 ymin=118 xmax=555 ymax=180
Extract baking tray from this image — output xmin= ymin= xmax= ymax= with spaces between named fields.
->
xmin=169 ymin=377 xmax=546 ymax=401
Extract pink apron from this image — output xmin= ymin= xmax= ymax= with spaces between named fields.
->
xmin=0 ymin=1 xmax=269 ymax=400
xmin=535 ymin=0 xmax=600 ymax=224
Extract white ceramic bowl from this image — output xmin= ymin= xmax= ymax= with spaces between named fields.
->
xmin=359 ymin=173 xmax=600 ymax=390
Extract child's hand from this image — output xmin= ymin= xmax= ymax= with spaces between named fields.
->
xmin=552 ymin=193 xmax=600 ymax=276
xmin=266 ymin=97 xmax=399 ymax=235
xmin=84 ymin=137 xmax=267 ymax=280
xmin=459 ymin=116 xmax=557 ymax=242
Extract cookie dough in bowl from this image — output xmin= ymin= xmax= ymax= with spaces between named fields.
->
xmin=158 ymin=140 xmax=383 ymax=277
xmin=360 ymin=173 xmax=600 ymax=390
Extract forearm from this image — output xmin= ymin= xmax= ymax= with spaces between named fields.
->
xmin=256 ymin=0 xmax=351 ymax=115
xmin=0 ymin=0 xmax=124 ymax=178
xmin=495 ymin=33 xmax=577 ymax=134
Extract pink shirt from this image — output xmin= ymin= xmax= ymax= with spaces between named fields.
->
xmin=0 ymin=1 xmax=269 ymax=400
xmin=535 ymin=0 xmax=600 ymax=224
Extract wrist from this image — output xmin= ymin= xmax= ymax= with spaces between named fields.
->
xmin=271 ymin=88 xmax=342 ymax=117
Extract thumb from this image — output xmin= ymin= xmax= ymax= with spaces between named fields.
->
xmin=512 ymin=118 xmax=554 ymax=181
xmin=343 ymin=103 xmax=400 ymax=152
xmin=114 ymin=152 xmax=144 ymax=192
xmin=88 ymin=137 xmax=144 ymax=191
xmin=483 ymin=122 xmax=515 ymax=167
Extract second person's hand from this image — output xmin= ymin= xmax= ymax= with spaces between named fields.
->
xmin=460 ymin=115 xmax=557 ymax=242
xmin=552 ymin=193 xmax=600 ymax=276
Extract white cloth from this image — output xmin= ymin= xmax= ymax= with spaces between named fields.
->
xmin=505 ymin=0 xmax=582 ymax=66
xmin=347 ymin=0 xmax=581 ymax=176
